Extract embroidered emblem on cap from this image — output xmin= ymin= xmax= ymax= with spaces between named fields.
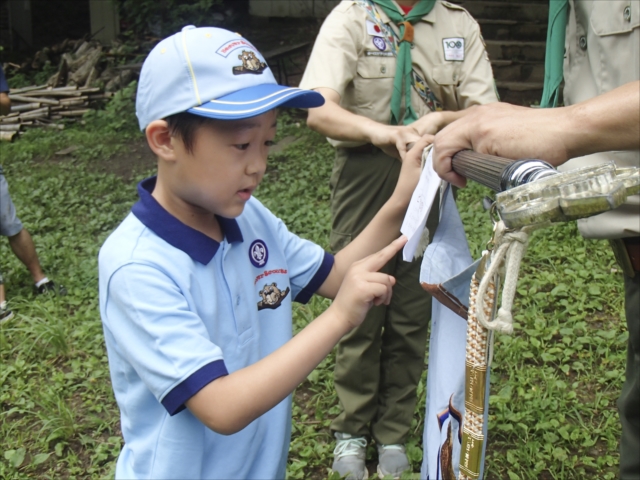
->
xmin=443 ymin=37 xmax=465 ymax=61
xmin=233 ymin=50 xmax=267 ymax=75
xmin=257 ymin=282 xmax=290 ymax=311
xmin=372 ymin=36 xmax=386 ymax=51
xmin=250 ymin=239 xmax=269 ymax=267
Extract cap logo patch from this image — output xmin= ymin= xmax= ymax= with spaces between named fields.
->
xmin=233 ymin=50 xmax=267 ymax=75
xmin=372 ymin=36 xmax=386 ymax=51
xmin=216 ymin=38 xmax=254 ymax=57
xmin=249 ymin=239 xmax=269 ymax=267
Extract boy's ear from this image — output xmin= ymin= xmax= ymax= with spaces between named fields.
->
xmin=145 ymin=120 xmax=177 ymax=161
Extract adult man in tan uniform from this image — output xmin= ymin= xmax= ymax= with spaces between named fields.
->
xmin=300 ymin=1 xmax=498 ymax=477
xmin=554 ymin=2 xmax=639 ymax=478
xmin=433 ymin=1 xmax=639 ymax=478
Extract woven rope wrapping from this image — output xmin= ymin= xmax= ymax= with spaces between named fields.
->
xmin=460 ymin=221 xmax=539 ymax=478
xmin=459 ymin=269 xmax=496 ymax=480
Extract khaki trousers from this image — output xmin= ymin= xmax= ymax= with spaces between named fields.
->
xmin=329 ymin=147 xmax=437 ymax=445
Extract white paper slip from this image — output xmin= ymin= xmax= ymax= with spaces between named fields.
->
xmin=401 ymin=148 xmax=442 ymax=261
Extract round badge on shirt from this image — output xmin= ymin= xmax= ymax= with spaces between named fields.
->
xmin=249 ymin=240 xmax=269 ymax=268
xmin=373 ymin=36 xmax=386 ymax=51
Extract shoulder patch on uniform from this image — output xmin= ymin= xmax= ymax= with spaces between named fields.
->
xmin=441 ymin=1 xmax=465 ymax=11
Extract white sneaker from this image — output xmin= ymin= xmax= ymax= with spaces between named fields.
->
xmin=0 ymin=301 xmax=14 ymax=324
xmin=332 ymin=432 xmax=369 ymax=480
xmin=376 ymin=444 xmax=410 ymax=479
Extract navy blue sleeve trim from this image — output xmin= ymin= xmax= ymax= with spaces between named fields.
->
xmin=161 ymin=359 xmax=229 ymax=415
xmin=294 ymin=252 xmax=335 ymax=304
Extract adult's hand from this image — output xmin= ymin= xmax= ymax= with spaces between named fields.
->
xmin=432 ymin=81 xmax=640 ymax=188
xmin=368 ymin=123 xmax=420 ymax=160
xmin=306 ymin=87 xmax=420 ymax=161
xmin=431 ymin=103 xmax=571 ymax=188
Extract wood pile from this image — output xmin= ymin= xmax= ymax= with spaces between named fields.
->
xmin=0 ymin=85 xmax=115 ymax=141
xmin=1 ymin=38 xmax=144 ymax=141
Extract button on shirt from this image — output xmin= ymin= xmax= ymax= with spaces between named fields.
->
xmin=99 ymin=177 xmax=333 ymax=479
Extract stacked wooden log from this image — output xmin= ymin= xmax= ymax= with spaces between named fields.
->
xmin=0 ymin=85 xmax=114 ymax=141
xmin=1 ymin=38 xmax=143 ymax=141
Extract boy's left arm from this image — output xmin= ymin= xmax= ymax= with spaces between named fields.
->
xmin=316 ymin=135 xmax=433 ymax=299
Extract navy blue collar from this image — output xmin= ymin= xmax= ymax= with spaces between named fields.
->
xmin=131 ymin=177 xmax=243 ymax=265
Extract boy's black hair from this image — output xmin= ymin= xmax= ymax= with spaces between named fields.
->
xmin=165 ymin=112 xmax=214 ymax=154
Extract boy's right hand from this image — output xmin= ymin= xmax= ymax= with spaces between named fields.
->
xmin=330 ymin=236 xmax=408 ymax=330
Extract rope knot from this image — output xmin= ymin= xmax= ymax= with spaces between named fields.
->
xmin=476 ymin=221 xmax=541 ymax=335
xmin=503 ymin=230 xmax=529 ymax=245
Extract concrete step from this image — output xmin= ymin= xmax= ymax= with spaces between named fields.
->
xmin=485 ymin=39 xmax=546 ymax=62
xmin=477 ymin=18 xmax=547 ymax=42
xmin=491 ymin=60 xmax=545 ymax=83
xmin=458 ymin=1 xmax=549 ymax=23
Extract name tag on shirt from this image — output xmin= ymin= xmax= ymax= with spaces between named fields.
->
xmin=365 ymin=50 xmax=394 ymax=57
xmin=443 ymin=37 xmax=465 ymax=61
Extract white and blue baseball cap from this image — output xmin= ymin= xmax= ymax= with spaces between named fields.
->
xmin=136 ymin=26 xmax=324 ymax=130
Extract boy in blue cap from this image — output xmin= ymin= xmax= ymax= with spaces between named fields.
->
xmin=99 ymin=26 xmax=431 ymax=479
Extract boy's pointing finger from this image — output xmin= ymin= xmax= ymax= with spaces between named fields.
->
xmin=364 ymin=236 xmax=408 ymax=272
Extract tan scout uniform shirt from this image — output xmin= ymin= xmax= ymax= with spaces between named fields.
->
xmin=560 ymin=0 xmax=640 ymax=239
xmin=299 ymin=0 xmax=498 ymax=148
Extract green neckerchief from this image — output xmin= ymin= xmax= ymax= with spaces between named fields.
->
xmin=371 ymin=0 xmax=436 ymax=125
xmin=540 ymin=0 xmax=569 ymax=108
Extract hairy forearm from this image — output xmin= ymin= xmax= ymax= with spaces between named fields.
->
xmin=186 ymin=306 xmax=349 ymax=435
xmin=564 ymin=81 xmax=640 ymax=160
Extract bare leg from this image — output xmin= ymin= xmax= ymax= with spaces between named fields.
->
xmin=0 ymin=283 xmax=5 ymax=304
xmin=7 ymin=229 xmax=46 ymax=284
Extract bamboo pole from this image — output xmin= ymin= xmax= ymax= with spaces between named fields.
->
xmin=11 ymin=102 xmax=41 ymax=112
xmin=0 ymin=117 xmax=20 ymax=124
xmin=0 ymin=131 xmax=17 ymax=142
xmin=59 ymin=96 xmax=89 ymax=105
xmin=19 ymin=90 xmax=83 ymax=97
xmin=57 ymin=109 xmax=90 ymax=117
xmin=9 ymin=94 xmax=60 ymax=105
xmin=8 ymin=84 xmax=48 ymax=94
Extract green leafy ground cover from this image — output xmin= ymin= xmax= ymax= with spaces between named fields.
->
xmin=0 ymin=91 xmax=627 ymax=479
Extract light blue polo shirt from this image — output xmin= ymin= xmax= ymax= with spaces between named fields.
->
xmin=99 ymin=177 xmax=333 ymax=480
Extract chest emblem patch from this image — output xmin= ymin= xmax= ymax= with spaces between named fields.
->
xmin=233 ymin=50 xmax=267 ymax=75
xmin=366 ymin=20 xmax=382 ymax=36
xmin=442 ymin=38 xmax=465 ymax=61
xmin=372 ymin=36 xmax=386 ymax=51
xmin=257 ymin=282 xmax=290 ymax=311
xmin=249 ymin=239 xmax=269 ymax=268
